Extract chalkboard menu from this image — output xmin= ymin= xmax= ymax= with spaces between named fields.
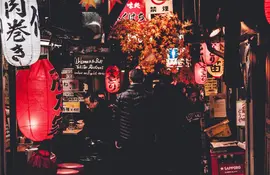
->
xmin=74 ymin=55 xmax=105 ymax=76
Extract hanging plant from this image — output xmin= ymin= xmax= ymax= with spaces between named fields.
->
xmin=109 ymin=12 xmax=193 ymax=75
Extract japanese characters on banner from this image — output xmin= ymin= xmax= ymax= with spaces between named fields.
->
xmin=236 ymin=100 xmax=246 ymax=126
xmin=0 ymin=0 xmax=40 ymax=67
xmin=200 ymin=43 xmax=220 ymax=65
xmin=105 ymin=65 xmax=121 ymax=94
xmin=207 ymin=57 xmax=225 ymax=78
xmin=166 ymin=48 xmax=191 ymax=68
xmin=109 ymin=0 xmax=146 ymax=22
xmin=145 ymin=0 xmax=173 ymax=20
xmin=194 ymin=62 xmax=207 ymax=85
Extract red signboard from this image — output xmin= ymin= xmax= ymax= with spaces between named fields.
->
xmin=110 ymin=0 xmax=146 ymax=22
xmin=219 ymin=163 xmax=245 ymax=175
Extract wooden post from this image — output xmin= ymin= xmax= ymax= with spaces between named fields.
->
xmin=0 ymin=36 xmax=7 ymax=175
xmin=8 ymin=64 xmax=17 ymax=175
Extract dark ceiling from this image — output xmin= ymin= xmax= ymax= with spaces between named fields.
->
xmin=37 ymin=0 xmax=270 ymax=45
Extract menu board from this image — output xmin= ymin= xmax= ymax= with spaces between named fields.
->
xmin=205 ymin=78 xmax=218 ymax=96
xmin=74 ymin=55 xmax=105 ymax=76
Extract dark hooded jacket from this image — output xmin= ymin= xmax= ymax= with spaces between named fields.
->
xmin=113 ymin=83 xmax=153 ymax=146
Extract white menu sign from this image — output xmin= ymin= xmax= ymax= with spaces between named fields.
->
xmin=236 ymin=100 xmax=246 ymax=126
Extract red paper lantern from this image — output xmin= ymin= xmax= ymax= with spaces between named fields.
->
xmin=265 ymin=0 xmax=270 ymax=24
xmin=16 ymin=58 xmax=63 ymax=141
xmin=105 ymin=65 xmax=121 ymax=93
xmin=200 ymin=43 xmax=220 ymax=65
xmin=194 ymin=62 xmax=207 ymax=84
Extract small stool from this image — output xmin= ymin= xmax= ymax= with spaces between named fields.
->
xmin=57 ymin=168 xmax=79 ymax=175
xmin=58 ymin=163 xmax=84 ymax=174
xmin=58 ymin=163 xmax=84 ymax=169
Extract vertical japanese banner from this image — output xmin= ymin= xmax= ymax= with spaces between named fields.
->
xmin=236 ymin=100 xmax=246 ymax=126
xmin=145 ymin=0 xmax=173 ymax=20
xmin=0 ymin=0 xmax=41 ymax=67
xmin=109 ymin=0 xmax=146 ymax=22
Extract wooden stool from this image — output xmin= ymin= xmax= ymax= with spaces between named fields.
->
xmin=57 ymin=168 xmax=79 ymax=175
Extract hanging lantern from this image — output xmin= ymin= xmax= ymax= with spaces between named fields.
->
xmin=0 ymin=0 xmax=40 ymax=66
xmin=16 ymin=58 xmax=63 ymax=141
xmin=265 ymin=0 xmax=270 ymax=24
xmin=194 ymin=62 xmax=207 ymax=84
xmin=105 ymin=65 xmax=121 ymax=93
xmin=207 ymin=57 xmax=224 ymax=78
xmin=200 ymin=43 xmax=220 ymax=65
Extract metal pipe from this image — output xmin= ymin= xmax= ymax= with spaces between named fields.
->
xmin=193 ymin=0 xmax=197 ymax=23
xmin=182 ymin=0 xmax=185 ymax=21
xmin=0 ymin=35 xmax=7 ymax=175
xmin=8 ymin=64 xmax=17 ymax=175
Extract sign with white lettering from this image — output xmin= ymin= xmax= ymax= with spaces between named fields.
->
xmin=145 ymin=0 xmax=173 ymax=20
xmin=0 ymin=0 xmax=40 ymax=66
xmin=74 ymin=55 xmax=105 ymax=76
xmin=109 ymin=0 xmax=146 ymax=22
xmin=236 ymin=100 xmax=246 ymax=126
xmin=219 ymin=163 xmax=245 ymax=175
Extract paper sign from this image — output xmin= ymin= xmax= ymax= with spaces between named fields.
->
xmin=236 ymin=100 xmax=246 ymax=126
xmin=145 ymin=0 xmax=173 ymax=19
xmin=63 ymin=102 xmax=80 ymax=113
xmin=205 ymin=78 xmax=218 ymax=96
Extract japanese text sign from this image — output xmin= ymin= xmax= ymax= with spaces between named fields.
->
xmin=145 ymin=0 xmax=173 ymax=20
xmin=200 ymin=43 xmax=220 ymax=65
xmin=0 ymin=0 xmax=40 ymax=67
xmin=207 ymin=57 xmax=224 ymax=78
xmin=110 ymin=0 xmax=146 ymax=22
xmin=236 ymin=100 xmax=246 ymax=126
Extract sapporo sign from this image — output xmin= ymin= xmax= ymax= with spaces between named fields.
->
xmin=0 ymin=0 xmax=40 ymax=67
xmin=219 ymin=163 xmax=244 ymax=175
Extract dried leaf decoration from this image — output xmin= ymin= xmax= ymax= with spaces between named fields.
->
xmin=80 ymin=0 xmax=96 ymax=11
xmin=109 ymin=12 xmax=193 ymax=82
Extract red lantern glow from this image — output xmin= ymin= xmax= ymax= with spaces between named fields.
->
xmin=265 ymin=0 xmax=270 ymax=24
xmin=105 ymin=65 xmax=121 ymax=93
xmin=200 ymin=43 xmax=220 ymax=65
xmin=16 ymin=58 xmax=63 ymax=141
xmin=194 ymin=62 xmax=207 ymax=84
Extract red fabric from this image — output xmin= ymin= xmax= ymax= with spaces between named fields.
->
xmin=28 ymin=150 xmax=57 ymax=169
xmin=16 ymin=59 xmax=63 ymax=141
xmin=265 ymin=0 xmax=270 ymax=24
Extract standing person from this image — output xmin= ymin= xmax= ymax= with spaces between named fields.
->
xmin=113 ymin=69 xmax=154 ymax=175
xmin=181 ymin=86 xmax=205 ymax=175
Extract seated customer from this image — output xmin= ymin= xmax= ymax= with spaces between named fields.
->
xmin=80 ymin=92 xmax=112 ymax=142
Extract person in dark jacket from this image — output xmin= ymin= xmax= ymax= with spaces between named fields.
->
xmin=181 ymin=86 xmax=205 ymax=175
xmin=80 ymin=92 xmax=112 ymax=142
xmin=113 ymin=69 xmax=154 ymax=175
